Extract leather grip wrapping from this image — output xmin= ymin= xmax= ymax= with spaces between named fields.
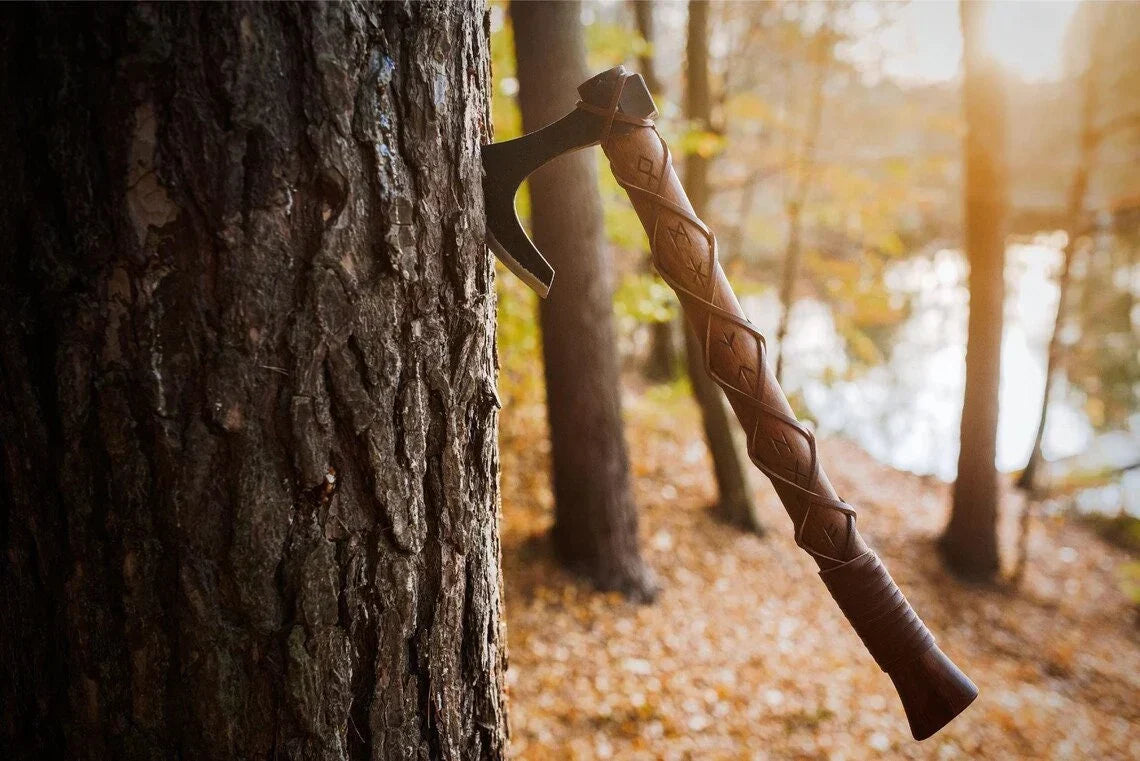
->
xmin=575 ymin=69 xmax=976 ymax=739
xmin=820 ymin=552 xmax=935 ymax=671
xmin=576 ymin=72 xmax=961 ymax=681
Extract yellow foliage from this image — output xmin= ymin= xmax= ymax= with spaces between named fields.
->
xmin=585 ymin=22 xmax=643 ymax=71
xmin=490 ymin=3 xmax=521 ymax=141
xmin=613 ymin=272 xmax=677 ymax=325
xmin=724 ymin=92 xmax=776 ymax=125
xmin=806 ymin=250 xmax=860 ymax=286
xmin=836 ymin=317 xmax=884 ymax=366
xmin=1084 ymin=396 xmax=1106 ymax=428
xmin=677 ymin=127 xmax=726 ymax=159
xmin=849 ymin=289 xmax=906 ymax=328
xmin=495 ymin=261 xmax=542 ymax=408
xmin=1120 ymin=562 xmax=1140 ymax=604
xmin=876 ymin=231 xmax=906 ymax=258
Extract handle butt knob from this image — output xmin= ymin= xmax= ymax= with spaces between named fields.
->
xmin=888 ymin=644 xmax=977 ymax=740
xmin=819 ymin=552 xmax=977 ymax=739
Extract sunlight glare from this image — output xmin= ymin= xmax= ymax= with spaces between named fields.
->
xmin=882 ymin=0 xmax=1079 ymax=85
xmin=980 ymin=1 xmax=1079 ymax=82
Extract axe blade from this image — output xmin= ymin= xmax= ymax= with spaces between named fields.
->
xmin=481 ymin=66 xmax=656 ymax=298
xmin=486 ymin=224 xmax=555 ymax=298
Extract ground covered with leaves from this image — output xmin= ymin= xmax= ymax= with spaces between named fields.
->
xmin=498 ymin=382 xmax=1140 ymax=760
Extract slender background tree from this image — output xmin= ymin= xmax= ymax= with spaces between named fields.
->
xmin=682 ymin=0 xmax=763 ymax=532
xmin=1018 ymin=13 xmax=1105 ymax=493
xmin=941 ymin=0 xmax=1009 ymax=581
xmin=634 ymin=0 xmax=682 ymax=383
xmin=773 ymin=13 xmax=834 ymax=384
xmin=511 ymin=0 xmax=657 ymax=600
xmin=0 ymin=3 xmax=508 ymax=758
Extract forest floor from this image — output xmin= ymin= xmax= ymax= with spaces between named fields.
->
xmin=497 ymin=380 xmax=1140 ymax=760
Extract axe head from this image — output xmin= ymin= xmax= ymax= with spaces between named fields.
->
xmin=481 ymin=66 xmax=657 ymax=297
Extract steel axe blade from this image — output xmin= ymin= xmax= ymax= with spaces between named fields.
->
xmin=480 ymin=66 xmax=657 ymax=298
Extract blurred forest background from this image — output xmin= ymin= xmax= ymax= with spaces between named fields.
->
xmin=490 ymin=1 xmax=1140 ymax=759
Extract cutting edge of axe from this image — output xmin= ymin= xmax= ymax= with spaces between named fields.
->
xmin=481 ymin=68 xmax=658 ymax=297
xmin=481 ymin=65 xmax=977 ymax=741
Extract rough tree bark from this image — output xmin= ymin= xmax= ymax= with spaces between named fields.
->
xmin=633 ymin=0 xmax=682 ymax=383
xmin=0 ymin=3 xmax=508 ymax=760
xmin=683 ymin=0 xmax=762 ymax=532
xmin=940 ymin=0 xmax=1008 ymax=581
xmin=510 ymin=0 xmax=657 ymax=601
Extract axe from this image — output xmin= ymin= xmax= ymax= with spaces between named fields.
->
xmin=482 ymin=65 xmax=977 ymax=741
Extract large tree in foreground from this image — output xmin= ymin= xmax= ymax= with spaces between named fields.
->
xmin=511 ymin=0 xmax=657 ymax=600
xmin=941 ymin=0 xmax=1008 ymax=581
xmin=0 ymin=3 xmax=507 ymax=758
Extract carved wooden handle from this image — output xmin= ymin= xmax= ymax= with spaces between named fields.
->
xmin=578 ymin=73 xmax=977 ymax=740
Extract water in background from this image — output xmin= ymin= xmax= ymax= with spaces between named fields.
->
xmin=743 ymin=234 xmax=1140 ymax=516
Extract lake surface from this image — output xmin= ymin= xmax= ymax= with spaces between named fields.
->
xmin=742 ymin=234 xmax=1140 ymax=516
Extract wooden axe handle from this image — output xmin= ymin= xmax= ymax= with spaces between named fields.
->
xmin=578 ymin=78 xmax=977 ymax=741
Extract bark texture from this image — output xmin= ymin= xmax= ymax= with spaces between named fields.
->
xmin=941 ymin=1 xmax=1008 ymax=581
xmin=510 ymin=0 xmax=656 ymax=601
xmin=0 ymin=3 xmax=507 ymax=760
xmin=684 ymin=0 xmax=761 ymax=532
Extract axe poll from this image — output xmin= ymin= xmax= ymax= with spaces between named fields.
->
xmin=481 ymin=65 xmax=977 ymax=741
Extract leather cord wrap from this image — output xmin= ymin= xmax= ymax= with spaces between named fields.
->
xmin=564 ymin=71 xmax=978 ymax=739
xmin=819 ymin=551 xmax=936 ymax=671
xmin=580 ymin=71 xmax=943 ymax=677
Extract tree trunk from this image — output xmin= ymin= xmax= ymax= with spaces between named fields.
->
xmin=645 ymin=312 xmax=682 ymax=382
xmin=633 ymin=0 xmax=682 ymax=383
xmin=774 ymin=197 xmax=805 ymax=383
xmin=1018 ymin=17 xmax=1103 ymax=493
xmin=684 ymin=0 xmax=762 ymax=532
xmin=725 ymin=168 xmax=767 ymax=265
xmin=511 ymin=0 xmax=657 ymax=601
xmin=1017 ymin=232 xmax=1081 ymax=493
xmin=0 ymin=4 xmax=508 ymax=760
xmin=633 ymin=0 xmax=663 ymax=97
xmin=773 ymin=24 xmax=829 ymax=384
xmin=940 ymin=0 xmax=1008 ymax=581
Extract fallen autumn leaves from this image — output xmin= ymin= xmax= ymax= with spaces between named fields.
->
xmin=499 ymin=383 xmax=1140 ymax=760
